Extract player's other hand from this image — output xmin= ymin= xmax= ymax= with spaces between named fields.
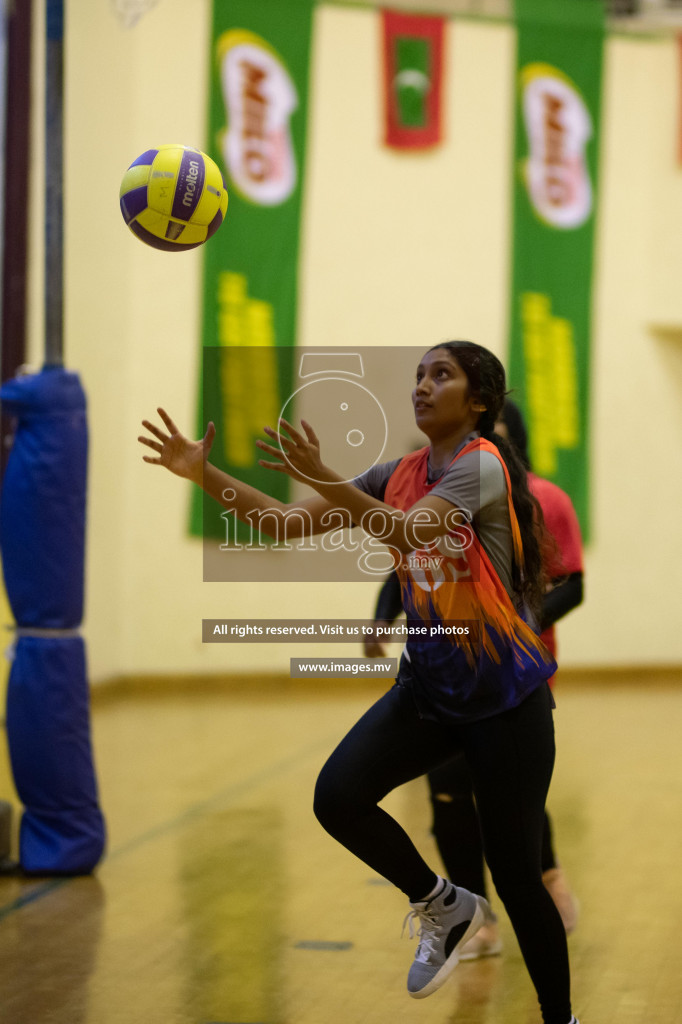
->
xmin=255 ymin=417 xmax=331 ymax=485
xmin=362 ymin=621 xmax=392 ymax=658
xmin=138 ymin=408 xmax=215 ymax=484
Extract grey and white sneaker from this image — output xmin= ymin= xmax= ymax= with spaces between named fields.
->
xmin=403 ymin=881 xmax=490 ymax=998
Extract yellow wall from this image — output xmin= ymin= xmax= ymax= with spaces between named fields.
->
xmin=16 ymin=1 xmax=682 ymax=681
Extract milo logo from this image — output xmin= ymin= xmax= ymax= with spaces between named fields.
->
xmin=218 ymin=29 xmax=298 ymax=206
xmin=521 ymin=63 xmax=593 ymax=229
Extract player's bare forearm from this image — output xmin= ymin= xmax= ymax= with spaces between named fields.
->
xmin=255 ymin=419 xmax=416 ymax=553
xmin=140 ymin=410 xmax=459 ymax=551
xmin=202 ymin=461 xmax=287 ymax=519
xmin=273 ymin=467 xmax=456 ymax=555
xmin=201 ymin=462 xmax=358 ymax=539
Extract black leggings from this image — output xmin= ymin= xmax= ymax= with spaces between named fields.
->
xmin=314 ymin=681 xmax=571 ymax=1024
xmin=428 ymin=755 xmax=558 ymax=898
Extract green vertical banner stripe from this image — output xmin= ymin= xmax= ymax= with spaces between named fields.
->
xmin=508 ymin=0 xmax=604 ymax=540
xmin=192 ymin=0 xmax=314 ymax=538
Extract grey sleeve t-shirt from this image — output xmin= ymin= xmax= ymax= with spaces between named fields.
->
xmin=353 ymin=448 xmax=514 ymax=599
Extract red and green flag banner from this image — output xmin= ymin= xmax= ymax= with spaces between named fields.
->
xmin=193 ymin=0 xmax=315 ymax=539
xmin=381 ymin=9 xmax=445 ymax=150
xmin=508 ymin=0 xmax=605 ymax=540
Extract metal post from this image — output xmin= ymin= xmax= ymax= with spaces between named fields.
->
xmin=1 ymin=0 xmax=33 ymax=480
xmin=44 ymin=0 xmax=64 ymax=368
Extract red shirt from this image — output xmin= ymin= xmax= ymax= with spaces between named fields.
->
xmin=529 ymin=473 xmax=583 ymax=658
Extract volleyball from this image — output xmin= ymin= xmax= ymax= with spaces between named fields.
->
xmin=119 ymin=144 xmax=228 ymax=252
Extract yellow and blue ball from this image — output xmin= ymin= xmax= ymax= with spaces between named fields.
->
xmin=119 ymin=144 xmax=228 ymax=252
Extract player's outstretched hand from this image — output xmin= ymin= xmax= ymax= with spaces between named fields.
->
xmin=138 ymin=408 xmax=215 ymax=484
xmin=255 ymin=417 xmax=330 ymax=485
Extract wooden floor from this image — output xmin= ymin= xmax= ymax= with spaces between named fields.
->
xmin=1 ymin=672 xmax=682 ymax=1024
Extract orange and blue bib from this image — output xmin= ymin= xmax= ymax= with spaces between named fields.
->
xmin=384 ymin=438 xmax=556 ymax=722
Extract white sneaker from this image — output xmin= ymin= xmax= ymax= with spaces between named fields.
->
xmin=403 ymin=881 xmax=491 ymax=998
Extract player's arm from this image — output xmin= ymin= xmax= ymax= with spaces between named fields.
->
xmin=201 ymin=461 xmax=350 ymax=536
xmin=138 ymin=408 xmax=349 ymax=538
xmin=256 ymin=418 xmax=462 ymax=553
xmin=374 ymin=570 xmax=404 ymax=624
xmin=540 ymin=571 xmax=583 ymax=631
xmin=363 ymin=571 xmax=404 ymax=658
xmin=139 ymin=410 xmax=460 ymax=549
xmin=537 ymin=484 xmax=584 ymax=630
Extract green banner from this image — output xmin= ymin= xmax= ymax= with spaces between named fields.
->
xmin=192 ymin=0 xmax=315 ymax=539
xmin=508 ymin=0 xmax=604 ymax=539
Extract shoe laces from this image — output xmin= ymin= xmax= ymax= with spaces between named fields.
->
xmin=402 ymin=904 xmax=442 ymax=961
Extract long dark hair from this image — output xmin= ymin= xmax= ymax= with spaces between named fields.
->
xmin=430 ymin=341 xmax=546 ymax=617
xmin=498 ymin=398 xmax=530 ymax=470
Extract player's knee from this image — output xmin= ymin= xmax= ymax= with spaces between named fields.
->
xmin=313 ymin=762 xmax=350 ymax=833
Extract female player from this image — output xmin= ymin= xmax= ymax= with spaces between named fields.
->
xmin=365 ymin=398 xmax=584 ymax=955
xmin=138 ymin=341 xmax=578 ymax=1024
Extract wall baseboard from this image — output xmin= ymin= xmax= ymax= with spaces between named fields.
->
xmin=90 ymin=663 xmax=682 ymax=702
